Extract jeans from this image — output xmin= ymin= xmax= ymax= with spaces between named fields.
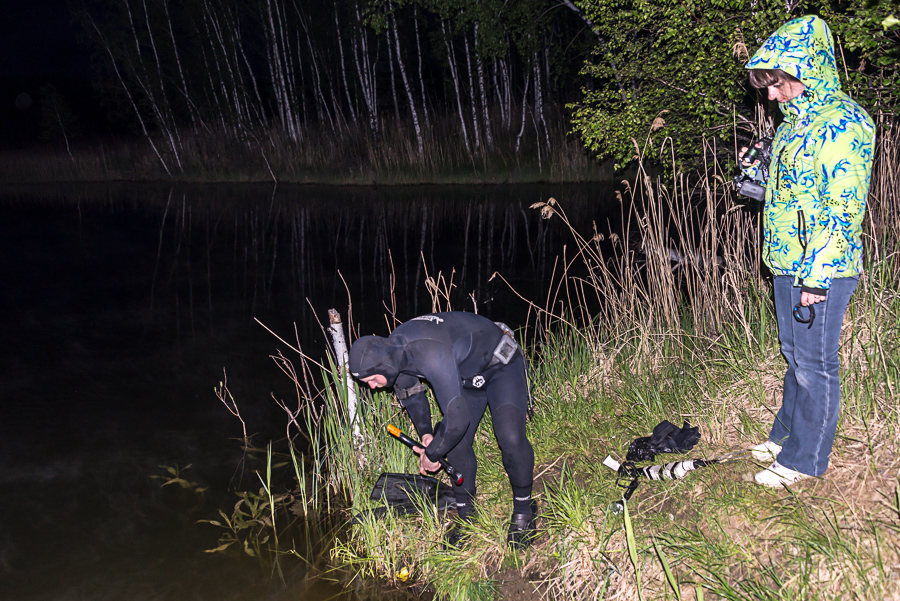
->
xmin=769 ymin=275 xmax=858 ymax=476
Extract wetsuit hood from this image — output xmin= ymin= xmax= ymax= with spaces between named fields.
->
xmin=348 ymin=335 xmax=407 ymax=387
xmin=746 ymin=15 xmax=841 ymax=118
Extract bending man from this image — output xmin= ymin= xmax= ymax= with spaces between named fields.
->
xmin=349 ymin=312 xmax=536 ymax=548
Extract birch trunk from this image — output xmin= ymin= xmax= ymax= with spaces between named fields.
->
xmin=233 ymin=6 xmax=266 ymax=128
xmin=534 ymin=50 xmax=550 ymax=151
xmin=493 ymin=57 xmax=508 ymax=130
xmin=197 ymin=6 xmax=228 ymax=130
xmin=386 ymin=28 xmax=401 ymax=124
xmin=263 ymin=0 xmax=301 ymax=140
xmin=85 ymin=11 xmax=172 ymax=175
xmin=414 ymin=7 xmax=430 ymax=128
xmin=202 ymin=2 xmax=247 ymax=131
xmin=388 ymin=5 xmax=423 ymax=156
xmin=137 ymin=0 xmax=183 ymax=168
xmin=463 ymin=31 xmax=481 ymax=152
xmin=294 ymin=3 xmax=336 ymax=134
xmin=474 ymin=22 xmax=494 ymax=150
xmin=352 ymin=6 xmax=379 ymax=133
xmin=334 ymin=4 xmax=358 ymax=128
xmin=161 ymin=0 xmax=202 ymax=132
xmin=516 ymin=68 xmax=531 ymax=153
xmin=442 ymin=20 xmax=471 ymax=156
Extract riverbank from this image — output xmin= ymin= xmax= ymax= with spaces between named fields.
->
xmin=0 ymin=114 xmax=615 ymax=185
xmin=245 ymin=129 xmax=900 ymax=600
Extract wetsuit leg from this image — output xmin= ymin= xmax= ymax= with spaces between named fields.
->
xmin=485 ymin=353 xmax=534 ymax=513
xmin=443 ymin=392 xmax=487 ymax=520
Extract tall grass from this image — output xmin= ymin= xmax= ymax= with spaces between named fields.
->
xmin=221 ymin=122 xmax=900 ymax=600
xmin=0 ymin=108 xmax=611 ymax=185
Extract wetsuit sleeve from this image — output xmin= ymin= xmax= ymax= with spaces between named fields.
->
xmin=423 ymin=395 xmax=470 ymax=462
xmin=802 ymin=120 xmax=874 ymax=290
xmin=394 ymin=374 xmax=433 ymax=438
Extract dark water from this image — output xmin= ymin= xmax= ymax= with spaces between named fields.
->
xmin=0 ymin=182 xmax=616 ymax=600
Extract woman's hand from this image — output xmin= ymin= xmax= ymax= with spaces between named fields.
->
xmin=801 ymin=291 xmax=825 ymax=306
xmin=739 ymin=144 xmax=761 ymax=168
xmin=413 ymin=433 xmax=441 ymax=475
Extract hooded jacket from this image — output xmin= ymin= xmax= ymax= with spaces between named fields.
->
xmin=745 ymin=15 xmax=875 ymax=291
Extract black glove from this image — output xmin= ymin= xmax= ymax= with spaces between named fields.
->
xmin=626 ymin=420 xmax=700 ymax=462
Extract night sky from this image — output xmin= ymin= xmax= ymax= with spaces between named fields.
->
xmin=1 ymin=1 xmax=101 ymax=147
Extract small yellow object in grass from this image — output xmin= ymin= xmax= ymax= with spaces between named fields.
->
xmin=395 ymin=566 xmax=410 ymax=582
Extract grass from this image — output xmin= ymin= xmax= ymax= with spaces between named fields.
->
xmin=0 ymin=109 xmax=613 ymax=185
xmin=209 ymin=123 xmax=900 ymax=600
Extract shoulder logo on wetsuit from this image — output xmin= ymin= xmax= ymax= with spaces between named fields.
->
xmin=410 ymin=315 xmax=444 ymax=324
xmin=472 ymin=375 xmax=485 ymax=388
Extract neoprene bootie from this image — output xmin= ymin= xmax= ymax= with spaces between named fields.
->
xmin=507 ymin=500 xmax=538 ymax=550
xmin=443 ymin=519 xmax=469 ymax=550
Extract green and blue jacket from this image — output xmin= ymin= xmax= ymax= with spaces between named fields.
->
xmin=745 ymin=15 xmax=875 ymax=292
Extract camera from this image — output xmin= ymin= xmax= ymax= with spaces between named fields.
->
xmin=733 ymin=136 xmax=773 ymax=202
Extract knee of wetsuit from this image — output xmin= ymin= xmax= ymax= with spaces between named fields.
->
xmin=492 ymin=404 xmax=529 ymax=449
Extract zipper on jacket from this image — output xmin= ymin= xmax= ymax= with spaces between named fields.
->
xmin=796 ymin=209 xmax=808 ymax=286
xmin=775 ymin=148 xmax=785 ymax=192
xmin=765 ymin=147 xmax=787 ymax=269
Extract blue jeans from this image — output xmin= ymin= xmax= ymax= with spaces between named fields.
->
xmin=769 ymin=276 xmax=858 ymax=476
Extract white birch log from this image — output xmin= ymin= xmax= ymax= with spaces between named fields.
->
xmin=327 ymin=309 xmax=361 ymax=447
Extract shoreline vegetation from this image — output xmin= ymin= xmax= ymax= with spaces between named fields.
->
xmin=0 ymin=111 xmax=615 ymax=186
xmin=201 ymin=125 xmax=900 ymax=600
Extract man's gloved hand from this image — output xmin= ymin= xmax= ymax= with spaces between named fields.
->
xmin=413 ymin=433 xmax=441 ymax=475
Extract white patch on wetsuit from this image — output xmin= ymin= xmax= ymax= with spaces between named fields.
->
xmin=410 ymin=315 xmax=444 ymax=324
xmin=472 ymin=375 xmax=485 ymax=388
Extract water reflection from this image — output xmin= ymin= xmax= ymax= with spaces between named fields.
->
xmin=0 ymin=182 xmax=616 ymax=600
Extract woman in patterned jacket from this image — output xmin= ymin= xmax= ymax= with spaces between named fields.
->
xmin=740 ymin=15 xmax=876 ymax=487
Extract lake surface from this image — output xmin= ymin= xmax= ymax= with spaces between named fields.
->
xmin=0 ymin=182 xmax=616 ymax=600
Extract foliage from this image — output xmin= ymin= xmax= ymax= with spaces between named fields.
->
xmin=822 ymin=0 xmax=900 ymax=113
xmin=569 ymin=0 xmax=900 ymax=170
xmin=150 ymin=463 xmax=208 ymax=494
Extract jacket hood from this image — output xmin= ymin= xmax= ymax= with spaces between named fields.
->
xmin=348 ymin=335 xmax=407 ymax=387
xmin=746 ymin=15 xmax=841 ymax=108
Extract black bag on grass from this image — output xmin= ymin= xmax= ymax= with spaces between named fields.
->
xmin=357 ymin=473 xmax=457 ymax=521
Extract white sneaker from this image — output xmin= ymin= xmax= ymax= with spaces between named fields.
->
xmin=754 ymin=461 xmax=809 ymax=487
xmin=750 ymin=440 xmax=782 ymax=461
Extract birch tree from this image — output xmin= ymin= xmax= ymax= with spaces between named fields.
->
xmin=387 ymin=2 xmax=424 ymax=155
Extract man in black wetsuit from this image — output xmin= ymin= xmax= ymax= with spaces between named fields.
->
xmin=348 ymin=312 xmax=537 ymax=549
